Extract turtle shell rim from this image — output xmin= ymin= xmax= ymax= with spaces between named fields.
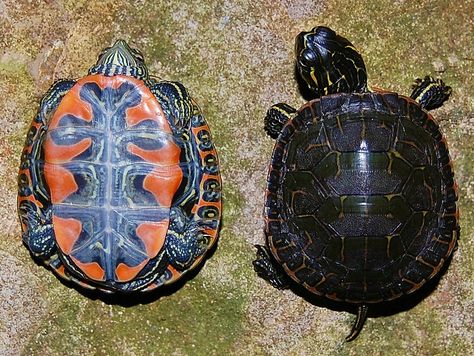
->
xmin=263 ymin=91 xmax=459 ymax=304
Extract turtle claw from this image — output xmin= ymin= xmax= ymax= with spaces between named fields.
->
xmin=345 ymin=304 xmax=369 ymax=342
xmin=253 ymin=244 xmax=290 ymax=290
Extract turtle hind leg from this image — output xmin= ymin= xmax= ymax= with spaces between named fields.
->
xmin=18 ymin=201 xmax=55 ymax=259
xmin=410 ymin=75 xmax=452 ymax=111
xmin=264 ymin=103 xmax=297 ymax=139
xmin=345 ymin=304 xmax=369 ymax=342
xmin=165 ymin=229 xmax=209 ymax=271
xmin=253 ymin=244 xmax=290 ymax=290
xmin=165 ymin=207 xmax=210 ymax=271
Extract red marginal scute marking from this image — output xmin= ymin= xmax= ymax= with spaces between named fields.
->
xmin=191 ymin=125 xmax=213 ymax=164
xmin=52 ymin=215 xmax=82 ymax=255
xmin=71 ymin=257 xmax=106 ymax=281
xmin=115 ymin=260 xmax=148 ymax=282
xmin=135 ymin=220 xmax=169 ymax=258
xmin=161 ymin=265 xmax=181 ymax=285
xmin=144 ymin=282 xmax=159 ymax=291
xmin=191 ymin=120 xmax=222 ymax=246
xmin=44 ymin=163 xmax=78 ymax=204
xmin=17 ymin=193 xmax=44 ymax=207
xmin=52 ymin=264 xmax=69 ymax=280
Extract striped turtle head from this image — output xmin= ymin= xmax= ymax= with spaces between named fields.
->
xmin=295 ymin=26 xmax=368 ymax=97
xmin=89 ymin=40 xmax=148 ymax=80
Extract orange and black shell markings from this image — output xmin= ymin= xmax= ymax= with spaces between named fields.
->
xmin=18 ymin=75 xmax=221 ymax=292
xmin=265 ymin=92 xmax=458 ymax=303
xmin=145 ymin=97 xmax=222 ymax=290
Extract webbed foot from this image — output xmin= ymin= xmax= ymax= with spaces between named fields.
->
xmin=264 ymin=103 xmax=297 ymax=139
xmin=253 ymin=244 xmax=290 ymax=289
xmin=165 ymin=208 xmax=210 ymax=270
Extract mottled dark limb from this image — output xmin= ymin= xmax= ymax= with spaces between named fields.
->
xmin=253 ymin=244 xmax=290 ymax=289
xmin=165 ymin=208 xmax=209 ymax=270
xmin=19 ymin=201 xmax=55 ymax=258
xmin=264 ymin=103 xmax=296 ymax=139
xmin=150 ymin=81 xmax=194 ymax=133
xmin=410 ymin=76 xmax=452 ymax=111
xmin=345 ymin=304 xmax=369 ymax=342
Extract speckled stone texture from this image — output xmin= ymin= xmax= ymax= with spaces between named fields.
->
xmin=1 ymin=1 xmax=473 ymax=354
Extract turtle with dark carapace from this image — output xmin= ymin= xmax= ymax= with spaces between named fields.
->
xmin=254 ymin=26 xmax=458 ymax=341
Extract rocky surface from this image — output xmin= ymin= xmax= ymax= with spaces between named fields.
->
xmin=1 ymin=0 xmax=473 ymax=354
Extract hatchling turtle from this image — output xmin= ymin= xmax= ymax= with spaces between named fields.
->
xmin=253 ymin=26 xmax=459 ymax=341
xmin=18 ymin=40 xmax=221 ymax=293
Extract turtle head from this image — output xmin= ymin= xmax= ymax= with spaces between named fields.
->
xmin=295 ymin=26 xmax=368 ymax=97
xmin=89 ymin=40 xmax=148 ymax=80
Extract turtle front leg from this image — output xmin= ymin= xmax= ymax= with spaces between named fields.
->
xmin=165 ymin=207 xmax=210 ymax=270
xmin=253 ymin=244 xmax=290 ymax=289
xmin=410 ymin=75 xmax=452 ymax=111
xmin=264 ymin=103 xmax=297 ymax=139
xmin=150 ymin=81 xmax=194 ymax=134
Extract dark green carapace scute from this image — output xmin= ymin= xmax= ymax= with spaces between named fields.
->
xmin=265 ymin=92 xmax=458 ymax=303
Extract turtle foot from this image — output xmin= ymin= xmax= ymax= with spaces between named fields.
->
xmin=253 ymin=244 xmax=290 ymax=290
xmin=410 ymin=75 xmax=451 ymax=111
xmin=166 ymin=229 xmax=209 ymax=271
xmin=345 ymin=304 xmax=369 ymax=342
xmin=165 ymin=208 xmax=210 ymax=270
xmin=19 ymin=201 xmax=56 ymax=259
xmin=264 ymin=103 xmax=296 ymax=139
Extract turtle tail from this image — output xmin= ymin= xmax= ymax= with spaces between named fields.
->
xmin=345 ymin=304 xmax=369 ymax=342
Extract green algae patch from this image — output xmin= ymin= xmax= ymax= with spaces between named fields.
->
xmin=0 ymin=60 xmax=37 ymax=129
xmin=0 ymin=60 xmax=36 ymax=225
xmin=451 ymin=126 xmax=474 ymax=272
xmin=24 ymin=278 xmax=247 ymax=355
xmin=2 ymin=58 xmax=53 ymax=253
xmin=115 ymin=2 xmax=177 ymax=68
xmin=336 ymin=306 xmax=456 ymax=355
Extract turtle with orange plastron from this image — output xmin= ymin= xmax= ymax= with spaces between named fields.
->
xmin=18 ymin=40 xmax=221 ymax=293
